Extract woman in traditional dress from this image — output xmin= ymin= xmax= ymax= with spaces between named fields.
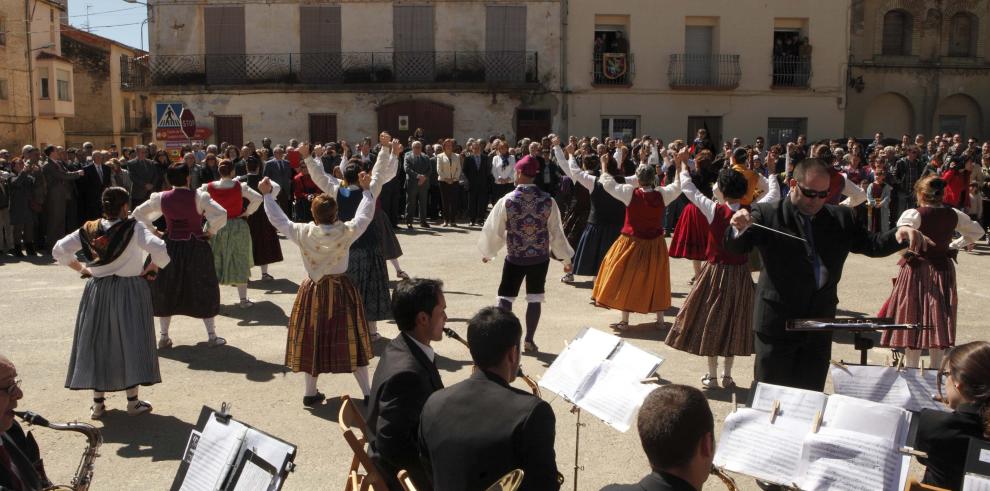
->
xmin=239 ymin=158 xmax=283 ymax=281
xmin=53 ymin=187 xmax=170 ymax=418
xmin=258 ymin=143 xmax=395 ymax=405
xmin=559 ymin=153 xmax=594 ymax=283
xmin=201 ymin=160 xmax=262 ymax=308
xmin=666 ymin=153 xmax=779 ymax=389
xmin=591 ymin=153 xmax=682 ymax=330
xmin=292 ymin=163 xmax=321 ymax=223
xmin=301 ymin=135 xmax=401 ymax=341
xmin=879 ymin=176 xmax=984 ymax=369
xmin=866 ymin=166 xmax=892 ymax=234
xmin=133 ymin=163 xmax=228 ymax=349
xmin=669 ymin=149 xmax=719 ymax=284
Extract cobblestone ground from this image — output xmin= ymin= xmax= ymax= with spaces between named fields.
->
xmin=3 ymin=224 xmax=988 ymax=490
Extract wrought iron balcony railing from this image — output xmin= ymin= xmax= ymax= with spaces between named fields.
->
xmin=592 ymin=52 xmax=633 ymax=86
xmin=772 ymin=55 xmax=811 ymax=88
xmin=121 ymin=51 xmax=539 ymax=88
xmin=668 ymin=54 xmax=741 ymax=90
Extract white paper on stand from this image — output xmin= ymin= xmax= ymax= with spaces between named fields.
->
xmin=714 ymin=408 xmax=805 ymax=486
xmin=231 ymin=460 xmax=275 ymax=491
xmin=232 ymin=429 xmax=296 ymax=490
xmin=797 ymin=428 xmax=907 ymax=491
xmin=180 ymin=417 xmax=248 ymax=491
xmin=830 ymin=365 xmax=947 ymax=412
xmin=538 ymin=327 xmax=620 ymax=397
xmin=964 ymin=473 xmax=990 ymax=491
xmin=751 ymin=383 xmax=828 ymax=423
xmin=572 ymin=360 xmax=656 ymax=432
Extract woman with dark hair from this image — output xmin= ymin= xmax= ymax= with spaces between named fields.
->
xmin=879 ymin=175 xmax=984 ymax=369
xmin=199 ymin=152 xmax=221 ymax=184
xmin=560 ymin=153 xmax=594 ymax=273
xmin=292 ymin=163 xmax=321 ymax=223
xmin=239 ymin=156 xmax=283 ymax=281
xmin=669 ymin=149 xmax=719 ymax=284
xmin=53 ymin=186 xmax=170 ymax=418
xmin=152 ymin=150 xmax=171 ymax=178
xmin=201 ymin=160 xmax=262 ymax=307
xmin=666 ymin=154 xmax=779 ymax=389
xmin=914 ymin=341 xmax=990 ymax=490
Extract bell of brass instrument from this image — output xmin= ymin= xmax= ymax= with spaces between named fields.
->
xmin=443 ymin=327 xmax=542 ymax=398
xmin=15 ymin=410 xmax=102 ymax=491
xmin=711 ymin=466 xmax=738 ymax=491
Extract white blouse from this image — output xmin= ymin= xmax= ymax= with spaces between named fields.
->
xmin=53 ymin=219 xmax=171 ymax=277
xmin=198 ymin=179 xmax=263 ymax=218
xmin=896 ymin=208 xmax=984 ymax=249
xmin=305 ymin=147 xmax=399 ymax=198
xmin=492 ymin=154 xmax=516 ymax=182
xmin=478 ymin=184 xmax=574 ymax=265
xmin=132 ymin=187 xmax=228 ymax=235
xmin=679 ymin=169 xmax=779 ymax=224
xmin=599 ymin=172 xmax=681 ymax=207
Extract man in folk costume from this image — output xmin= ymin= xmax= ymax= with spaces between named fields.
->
xmin=53 ymin=187 xmax=170 ymax=418
xmin=133 ymin=164 xmax=229 ymax=349
xmin=478 ymin=154 xmax=574 ymax=353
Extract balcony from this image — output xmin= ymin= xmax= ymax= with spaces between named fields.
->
xmin=592 ymin=52 xmax=633 ymax=86
xmin=772 ymin=55 xmax=811 ymax=88
xmin=668 ymin=54 xmax=741 ymax=90
xmin=122 ymin=51 xmax=540 ymax=89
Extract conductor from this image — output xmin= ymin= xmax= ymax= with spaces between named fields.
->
xmin=724 ymin=158 xmax=930 ymax=391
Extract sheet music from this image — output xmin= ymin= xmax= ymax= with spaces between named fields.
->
xmin=822 ymin=394 xmax=912 ymax=444
xmin=964 ymin=474 xmax=990 ymax=491
xmin=797 ymin=428 xmax=906 ymax=491
xmin=830 ymin=365 xmax=948 ymax=412
xmin=713 ymin=408 xmax=805 ymax=486
xmin=572 ymin=360 xmax=656 ymax=432
xmin=751 ymin=383 xmax=828 ymax=423
xmin=608 ymin=341 xmax=663 ymax=377
xmin=180 ymin=417 xmax=248 ymax=491
xmin=232 ymin=429 xmax=294 ymax=489
xmin=231 ymin=460 xmax=275 ymax=491
xmin=538 ymin=327 xmax=620 ymax=399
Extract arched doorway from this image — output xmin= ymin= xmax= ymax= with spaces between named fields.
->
xmin=862 ymin=92 xmax=914 ymax=138
xmin=377 ymin=100 xmax=454 ymax=143
xmin=934 ymin=94 xmax=982 ymax=138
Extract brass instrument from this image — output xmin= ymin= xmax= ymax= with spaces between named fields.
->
xmin=711 ymin=466 xmax=738 ymax=491
xmin=442 ymin=327 xmax=541 ymax=398
xmin=15 ymin=410 xmax=102 ymax=491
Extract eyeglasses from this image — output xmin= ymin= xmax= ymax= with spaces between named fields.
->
xmin=0 ymin=379 xmax=21 ymax=396
xmin=797 ymin=185 xmax=829 ymax=199
xmin=936 ymin=370 xmax=951 ymax=400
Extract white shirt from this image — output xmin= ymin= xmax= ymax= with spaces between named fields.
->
xmin=492 ymin=154 xmax=516 ymax=182
xmin=478 ymin=184 xmax=575 ymax=265
xmin=132 ymin=187 xmax=229 ymax=235
xmin=198 ymin=178 xmax=263 ymax=218
xmin=306 ymin=147 xmax=399 ymax=198
xmin=897 ymin=207 xmax=984 ymax=249
xmin=599 ymin=172 xmax=681 ymax=206
xmin=404 ymin=332 xmax=435 ymax=362
xmin=53 ymin=219 xmax=171 ymax=276
xmin=679 ymin=169 xmax=780 ymax=224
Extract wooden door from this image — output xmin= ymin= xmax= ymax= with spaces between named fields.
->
xmin=215 ymin=116 xmax=244 ymax=147
xmin=377 ymin=100 xmax=453 ymax=144
xmin=516 ymin=109 xmax=551 ymax=141
xmin=685 ymin=26 xmax=713 ymax=85
xmin=309 ymin=114 xmax=338 ymax=144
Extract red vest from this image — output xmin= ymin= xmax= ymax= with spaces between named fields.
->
xmin=621 ymin=188 xmax=665 ymax=239
xmin=825 ymin=167 xmax=845 ymax=205
xmin=207 ymin=182 xmax=244 ymax=219
xmin=705 ymin=204 xmax=748 ymax=265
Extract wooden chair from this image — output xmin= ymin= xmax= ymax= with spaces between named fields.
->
xmin=485 ymin=469 xmax=525 ymax=491
xmin=338 ymin=395 xmax=388 ymax=491
xmin=397 ymin=469 xmax=417 ymax=491
xmin=904 ymin=479 xmax=950 ymax=491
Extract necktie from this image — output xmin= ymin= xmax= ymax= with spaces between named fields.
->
xmin=0 ymin=443 xmax=25 ymax=491
xmin=95 ymin=165 xmax=103 ymax=182
xmin=801 ymin=216 xmax=822 ymax=288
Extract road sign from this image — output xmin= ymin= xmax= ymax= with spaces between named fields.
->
xmin=180 ymin=108 xmax=197 ymax=139
xmin=156 ymin=127 xmax=212 ymax=141
xmin=156 ymin=102 xmax=183 ymax=128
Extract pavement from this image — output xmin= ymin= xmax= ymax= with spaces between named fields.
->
xmin=2 ymin=223 xmax=988 ymax=490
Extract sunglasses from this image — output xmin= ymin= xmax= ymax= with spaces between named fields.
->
xmin=797 ymin=185 xmax=829 ymax=199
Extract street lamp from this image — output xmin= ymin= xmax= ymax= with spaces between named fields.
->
xmin=123 ymin=0 xmax=152 ymax=51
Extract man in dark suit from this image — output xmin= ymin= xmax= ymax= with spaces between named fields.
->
xmin=605 ymin=385 xmax=715 ymax=491
xmin=263 ymin=146 xmax=294 ymax=216
xmin=41 ymin=145 xmax=84 ymax=249
xmin=724 ymin=158 xmax=928 ymax=391
xmin=462 ymin=140 xmax=492 ymax=226
xmin=403 ymin=142 xmax=433 ymax=229
xmin=418 ymin=307 xmax=560 ymax=491
xmin=366 ymin=278 xmax=447 ymax=491
xmin=126 ymin=145 xmax=162 ymax=208
xmin=77 ymin=151 xmax=112 ymax=221
xmin=0 ymin=354 xmax=49 ymax=491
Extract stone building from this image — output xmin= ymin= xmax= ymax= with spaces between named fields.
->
xmin=0 ymin=0 xmax=74 ymax=149
xmin=129 ymin=0 xmax=561 ymax=147
xmin=562 ymin=0 xmax=849 ymax=145
xmin=846 ymin=0 xmax=990 ymax=139
xmin=62 ymin=26 xmax=152 ymax=149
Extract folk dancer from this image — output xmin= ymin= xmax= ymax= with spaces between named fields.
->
xmin=201 ymin=160 xmax=262 ymax=308
xmin=239 ymin=157 xmax=283 ymax=280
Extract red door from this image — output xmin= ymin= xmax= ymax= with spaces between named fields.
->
xmin=377 ymin=100 xmax=454 ymax=144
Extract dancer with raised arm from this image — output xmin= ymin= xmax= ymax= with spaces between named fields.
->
xmin=201 ymin=160 xmax=262 ymax=308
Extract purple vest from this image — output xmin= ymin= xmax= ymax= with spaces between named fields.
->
xmin=504 ymin=186 xmax=552 ymax=265
xmin=160 ymin=188 xmax=205 ymax=240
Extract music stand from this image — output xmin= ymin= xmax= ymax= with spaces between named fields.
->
xmin=786 ymin=317 xmax=922 ymax=365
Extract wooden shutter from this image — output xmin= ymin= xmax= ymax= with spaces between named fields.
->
xmin=486 ymin=6 xmax=526 ymax=82
xmin=205 ymin=6 xmax=246 ymax=83
xmin=882 ymin=11 xmax=909 ymax=55
xmin=949 ymin=13 xmax=975 ymax=57
xmin=309 ymin=114 xmax=338 ymax=144
xmin=393 ymin=6 xmax=434 ymax=81
xmin=215 ymin=116 xmax=243 ymax=147
xmin=300 ymin=5 xmax=342 ymax=82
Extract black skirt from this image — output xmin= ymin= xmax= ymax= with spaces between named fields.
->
xmin=151 ymin=237 xmax=221 ymax=318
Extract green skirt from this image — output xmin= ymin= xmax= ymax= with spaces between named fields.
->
xmin=211 ymin=218 xmax=254 ymax=285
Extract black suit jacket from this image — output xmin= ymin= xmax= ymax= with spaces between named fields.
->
xmin=419 ymin=370 xmax=560 ymax=491
xmin=462 ymin=154 xmax=492 ymax=194
xmin=1 ymin=422 xmax=45 ymax=491
xmin=602 ymin=471 xmax=697 ymax=491
xmin=366 ymin=333 xmax=443 ymax=491
xmin=724 ymin=198 xmax=903 ymax=337
xmin=77 ymin=163 xmax=112 ymax=221
xmin=915 ymin=403 xmax=985 ymax=490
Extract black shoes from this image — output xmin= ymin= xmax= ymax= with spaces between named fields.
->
xmin=303 ymin=391 xmax=326 ymax=407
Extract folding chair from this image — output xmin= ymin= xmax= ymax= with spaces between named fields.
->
xmin=397 ymin=469 xmax=417 ymax=491
xmin=904 ymin=479 xmax=950 ymax=491
xmin=338 ymin=395 xmax=388 ymax=490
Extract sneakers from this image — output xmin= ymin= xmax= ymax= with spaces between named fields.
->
xmin=560 ymin=273 xmax=574 ymax=283
xmin=208 ymin=336 xmax=227 ymax=347
xmin=126 ymin=398 xmax=153 ymax=416
xmin=158 ymin=336 xmax=173 ymax=349
xmin=302 ymin=391 xmax=326 ymax=407
xmin=239 ymin=299 xmax=255 ymax=309
xmin=261 ymin=273 xmax=274 ymax=281
xmin=701 ymin=374 xmax=719 ymax=389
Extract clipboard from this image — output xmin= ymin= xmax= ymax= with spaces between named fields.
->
xmin=170 ymin=405 xmax=297 ymax=491
xmin=226 ymin=450 xmax=278 ymax=491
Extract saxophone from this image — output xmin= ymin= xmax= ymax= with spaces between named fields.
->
xmin=14 ymin=410 xmax=102 ymax=491
xmin=711 ymin=466 xmax=739 ymax=491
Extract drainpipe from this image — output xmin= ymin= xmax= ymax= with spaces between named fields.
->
xmin=559 ymin=0 xmax=569 ymax=136
xmin=25 ymin=0 xmax=37 ymax=144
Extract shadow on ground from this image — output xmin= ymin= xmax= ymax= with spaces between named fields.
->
xmin=158 ymin=344 xmax=289 ymax=382
xmin=99 ymin=411 xmax=196 ymax=462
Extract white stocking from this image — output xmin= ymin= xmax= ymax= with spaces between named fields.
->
xmin=621 ymin=311 xmax=630 ymax=323
xmin=158 ymin=317 xmax=171 ymax=338
xmin=304 ymin=373 xmax=319 ymax=397
xmin=260 ymin=264 xmax=269 ymax=275
xmin=354 ymin=366 xmax=371 ymax=397
xmin=707 ymin=357 xmax=718 ymax=377
xmin=723 ymin=356 xmax=734 ymax=379
xmin=930 ymin=349 xmax=945 ymax=371
xmin=203 ymin=317 xmax=217 ymax=338
xmin=904 ymin=349 xmax=921 ymax=368
xmin=368 ymin=321 xmax=378 ymax=335
xmin=236 ymin=284 xmax=248 ymax=301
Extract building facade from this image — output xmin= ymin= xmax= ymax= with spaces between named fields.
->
xmin=563 ymin=0 xmax=849 ymax=146
xmin=62 ymin=26 xmax=152 ymax=149
xmin=130 ymin=0 xmax=561 ymax=148
xmin=845 ymin=0 xmax=990 ymax=139
xmin=0 ymin=0 xmax=74 ymax=149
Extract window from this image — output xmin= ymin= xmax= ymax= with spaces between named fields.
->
xmin=516 ymin=109 xmax=551 ymax=141
xmin=214 ymin=116 xmax=244 ymax=147
xmin=593 ymin=21 xmax=631 ymax=86
xmin=772 ymin=25 xmax=810 ymax=87
xmin=949 ymin=12 xmax=978 ymax=57
xmin=687 ymin=116 xmax=722 ymax=150
xmin=39 ymin=69 xmax=49 ymax=99
xmin=767 ymin=118 xmax=808 ymax=146
xmin=308 ymin=114 xmax=337 ymax=144
xmin=56 ymin=69 xmax=70 ymax=101
xmin=0 ymin=17 xmax=7 ymax=46
xmin=0 ymin=79 xmax=7 ymax=100
xmin=882 ymin=10 xmax=912 ymax=56
xmin=601 ymin=116 xmax=638 ymax=142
